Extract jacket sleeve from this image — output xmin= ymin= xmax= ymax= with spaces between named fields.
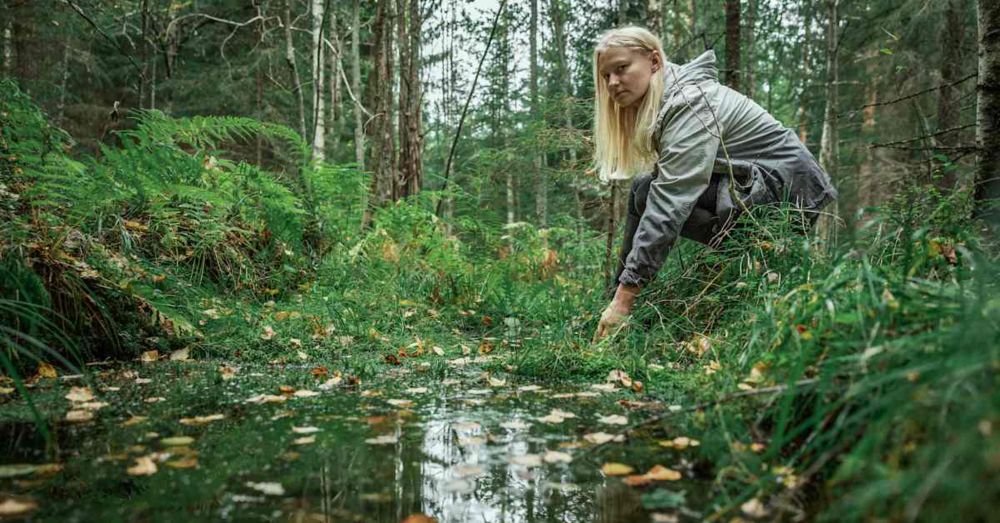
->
xmin=618 ymin=85 xmax=721 ymax=287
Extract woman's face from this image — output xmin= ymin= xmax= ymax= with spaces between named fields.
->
xmin=597 ymin=46 xmax=660 ymax=108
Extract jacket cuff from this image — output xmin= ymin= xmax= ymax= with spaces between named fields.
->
xmin=617 ymin=267 xmax=648 ymax=288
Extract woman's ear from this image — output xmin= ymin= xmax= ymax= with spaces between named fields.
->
xmin=650 ymin=51 xmax=661 ymax=73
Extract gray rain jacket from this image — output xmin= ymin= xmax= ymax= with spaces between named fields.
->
xmin=618 ymin=49 xmax=838 ymax=288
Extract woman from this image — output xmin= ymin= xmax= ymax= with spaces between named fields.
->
xmin=592 ymin=26 xmax=837 ymax=341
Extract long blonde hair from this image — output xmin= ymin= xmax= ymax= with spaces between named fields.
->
xmin=592 ymin=26 xmax=666 ymax=182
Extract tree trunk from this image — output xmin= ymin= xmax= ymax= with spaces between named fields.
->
xmin=975 ymin=0 xmax=1000 ymax=225
xmin=819 ymin=0 xmax=840 ymax=225
xmin=1 ymin=16 xmax=11 ymax=74
xmin=285 ymin=0 xmax=308 ymax=141
xmin=938 ymin=0 xmax=965 ymax=193
xmin=311 ymin=0 xmax=326 ymax=160
xmin=746 ymin=0 xmax=756 ymax=98
xmin=56 ymin=42 xmax=70 ymax=126
xmin=363 ymin=0 xmax=397 ymax=226
xmin=797 ymin=0 xmax=813 ymax=145
xmin=328 ymin=2 xmax=341 ymax=149
xmin=858 ymin=49 xmax=878 ymax=211
xmin=139 ymin=0 xmax=149 ymax=109
xmin=724 ymin=0 xmax=741 ymax=92
xmin=404 ymin=0 xmax=422 ymax=196
xmin=531 ymin=0 xmax=547 ymax=226
xmin=352 ymin=0 xmax=364 ymax=170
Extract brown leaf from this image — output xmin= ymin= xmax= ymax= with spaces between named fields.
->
xmin=384 ymin=354 xmax=401 ymax=365
xmin=36 ymin=362 xmax=58 ymax=379
xmin=140 ymin=350 xmax=159 ymax=363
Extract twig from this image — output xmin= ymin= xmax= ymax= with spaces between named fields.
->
xmin=63 ymin=0 xmax=146 ymax=85
xmin=434 ymin=0 xmax=508 ymax=217
xmin=869 ymin=123 xmax=977 ymax=148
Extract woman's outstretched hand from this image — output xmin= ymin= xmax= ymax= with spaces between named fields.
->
xmin=593 ymin=284 xmax=641 ymax=343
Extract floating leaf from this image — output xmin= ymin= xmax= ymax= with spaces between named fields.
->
xmin=64 ymin=386 xmax=94 ymax=403
xmin=387 ymin=399 xmax=414 ymax=408
xmin=584 ymin=432 xmax=625 ymax=444
xmin=292 ymin=426 xmax=321 ymax=434
xmin=293 ymin=436 xmax=316 ymax=445
xmin=644 ymin=465 xmax=682 ymax=481
xmin=365 ymin=434 xmax=399 ymax=445
xmin=591 ymin=383 xmax=617 ymax=393
xmin=126 ymin=456 xmax=158 ymax=476
xmin=597 ymin=414 xmax=628 ymax=425
xmin=293 ymin=390 xmax=319 ymax=398
xmin=405 ymin=387 xmax=429 ymax=394
xmin=0 ymin=497 xmax=38 ymax=516
xmin=543 ymin=451 xmax=573 ymax=464
xmin=65 ymin=410 xmax=94 ymax=423
xmin=601 ymin=463 xmax=635 ymax=476
xmin=500 ymin=419 xmax=531 ymax=430
xmin=507 ymin=454 xmax=542 ymax=467
xmin=165 ymin=457 xmax=198 ymax=469
xmin=179 ymin=413 xmax=225 ymax=425
xmin=160 ymin=436 xmax=195 ymax=447
xmin=122 ymin=416 xmax=148 ymax=427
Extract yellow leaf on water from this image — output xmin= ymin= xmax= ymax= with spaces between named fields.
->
xmin=597 ymin=414 xmax=628 ymax=426
xmin=126 ymin=456 xmax=158 ymax=476
xmin=387 ymin=399 xmax=414 ymax=408
xmin=644 ymin=465 xmax=681 ymax=481
xmin=601 ymin=463 xmax=634 ymax=476
xmin=584 ymin=432 xmax=625 ymax=445
xmin=543 ymin=451 xmax=573 ymax=464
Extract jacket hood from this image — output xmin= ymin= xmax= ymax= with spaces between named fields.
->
xmin=662 ymin=49 xmax=718 ymax=90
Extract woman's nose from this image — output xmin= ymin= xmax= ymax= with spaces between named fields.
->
xmin=608 ymin=75 xmax=620 ymax=88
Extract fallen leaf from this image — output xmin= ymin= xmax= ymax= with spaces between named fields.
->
xmin=160 ymin=436 xmax=195 ymax=446
xmin=543 ymin=451 xmax=573 ymax=464
xmin=65 ymin=410 xmax=93 ymax=423
xmin=500 ymin=419 xmax=531 ymax=430
xmin=64 ymin=386 xmax=94 ymax=403
xmin=245 ymin=481 xmax=285 ymax=496
xmin=260 ymin=326 xmax=276 ymax=340
xmin=517 ymin=385 xmax=542 ymax=393
xmin=644 ymin=465 xmax=682 ymax=481
xmin=245 ymin=394 xmax=286 ymax=404
xmin=179 ymin=413 xmax=225 ymax=425
xmin=451 ymin=464 xmax=485 ymax=477
xmin=165 ymin=457 xmax=198 ymax=469
xmin=507 ymin=454 xmax=542 ymax=467
xmin=624 ymin=474 xmax=654 ymax=486
xmin=741 ymin=498 xmax=769 ymax=518
xmin=292 ymin=426 xmax=321 ymax=434
xmin=591 ymin=383 xmax=618 ymax=393
xmin=79 ymin=401 xmax=108 ymax=411
xmin=36 ymin=362 xmax=58 ymax=379
xmin=293 ymin=436 xmax=316 ymax=445
xmin=597 ymin=414 xmax=628 ymax=426
xmin=601 ymin=463 xmax=635 ymax=476
xmin=365 ymin=434 xmax=398 ymax=445
xmin=169 ymin=348 xmax=190 ymax=361
xmin=122 ymin=416 xmax=148 ymax=426
xmin=144 ymin=396 xmax=166 ymax=403
xmin=607 ymin=369 xmax=632 ymax=387
xmin=658 ymin=436 xmax=700 ymax=450
xmin=432 ymin=346 xmax=445 ymax=356
xmin=293 ymin=390 xmax=319 ymax=398
xmin=318 ymin=376 xmax=342 ymax=390
xmin=140 ymin=350 xmax=159 ymax=363
xmin=405 ymin=387 xmax=429 ymax=394
xmin=0 ymin=497 xmax=38 ymax=516
xmin=135 ymin=377 xmax=152 ymax=385
xmin=219 ymin=365 xmax=237 ymax=380
xmin=387 ymin=399 xmax=414 ymax=408
xmin=584 ymin=432 xmax=625 ymax=445
xmin=487 ymin=376 xmax=506 ymax=387
xmin=126 ymin=456 xmax=158 ymax=476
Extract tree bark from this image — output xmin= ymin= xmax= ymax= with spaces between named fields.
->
xmin=364 ymin=0 xmax=397 ymax=226
xmin=975 ymin=0 xmax=1000 ymax=225
xmin=797 ymin=0 xmax=813 ymax=145
xmin=403 ymin=0 xmax=422 ymax=196
xmin=284 ymin=0 xmax=308 ymax=141
xmin=746 ymin=0 xmax=756 ymax=98
xmin=1 ymin=16 xmax=11 ymax=74
xmin=938 ymin=0 xmax=966 ymax=173
xmin=724 ymin=0 xmax=741 ymax=92
xmin=56 ymin=42 xmax=70 ymax=126
xmin=311 ymin=0 xmax=326 ymax=160
xmin=328 ymin=1 xmax=341 ymax=150
xmin=352 ymin=0 xmax=364 ymax=170
xmin=858 ymin=49 xmax=878 ymax=210
xmin=531 ymin=0 xmax=547 ymax=226
xmin=819 ymin=0 xmax=840 ymax=225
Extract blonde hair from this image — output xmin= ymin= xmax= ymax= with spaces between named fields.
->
xmin=592 ymin=26 xmax=666 ymax=182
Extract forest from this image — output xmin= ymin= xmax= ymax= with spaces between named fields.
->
xmin=0 ymin=0 xmax=997 ymax=521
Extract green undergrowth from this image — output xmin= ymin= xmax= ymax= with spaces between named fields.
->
xmin=2 ymin=80 xmax=998 ymax=520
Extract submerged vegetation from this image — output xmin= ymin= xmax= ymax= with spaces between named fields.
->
xmin=2 ymin=76 xmax=997 ymax=521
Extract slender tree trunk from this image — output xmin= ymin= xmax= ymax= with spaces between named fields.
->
xmin=256 ymin=5 xmax=266 ymax=165
xmin=797 ymin=1 xmax=813 ymax=145
xmin=858 ymin=49 xmax=878 ymax=211
xmin=531 ymin=0 xmax=547 ymax=226
xmin=724 ymin=0 xmax=741 ymax=92
xmin=328 ymin=2 xmax=341 ymax=150
xmin=404 ymin=0 xmax=422 ymax=196
xmin=56 ymin=42 xmax=70 ymax=125
xmin=285 ymin=0 xmax=308 ymax=141
xmin=397 ymin=0 xmax=410 ymax=196
xmin=1 ymin=16 xmax=11 ymax=74
xmin=746 ymin=0 xmax=756 ymax=98
xmin=139 ymin=0 xmax=149 ymax=109
xmin=819 ymin=0 xmax=840 ymax=231
xmin=149 ymin=55 xmax=156 ymax=110
xmin=975 ymin=0 xmax=1000 ymax=225
xmin=352 ymin=0 xmax=364 ymax=170
xmin=938 ymin=0 xmax=965 ymax=192
xmin=311 ymin=0 xmax=326 ymax=160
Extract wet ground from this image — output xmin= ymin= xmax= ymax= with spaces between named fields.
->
xmin=0 ymin=358 xmax=708 ymax=522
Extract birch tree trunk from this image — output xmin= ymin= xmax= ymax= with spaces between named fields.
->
xmin=724 ymin=0 xmax=741 ymax=92
xmin=819 ymin=0 xmax=840 ymax=230
xmin=746 ymin=0 xmax=756 ymax=99
xmin=797 ymin=0 xmax=813 ymax=145
xmin=531 ymin=0 xmax=547 ymax=226
xmin=285 ymin=0 xmax=307 ymax=141
xmin=328 ymin=3 xmax=341 ymax=147
xmin=352 ymin=0 xmax=364 ymax=170
xmin=311 ymin=0 xmax=326 ymax=160
xmin=975 ymin=0 xmax=1000 ymax=225
xmin=858 ymin=48 xmax=878 ymax=210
